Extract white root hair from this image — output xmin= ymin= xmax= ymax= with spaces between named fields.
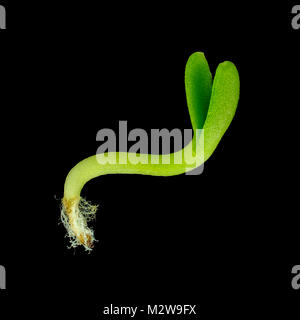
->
xmin=60 ymin=197 xmax=98 ymax=251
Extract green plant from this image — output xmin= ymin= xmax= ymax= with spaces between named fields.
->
xmin=61 ymin=52 xmax=240 ymax=251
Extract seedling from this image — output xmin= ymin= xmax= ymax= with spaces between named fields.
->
xmin=61 ymin=52 xmax=240 ymax=251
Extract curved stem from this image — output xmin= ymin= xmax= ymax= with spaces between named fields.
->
xmin=64 ymin=139 xmax=198 ymax=200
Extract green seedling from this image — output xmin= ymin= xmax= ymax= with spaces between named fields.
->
xmin=61 ymin=52 xmax=240 ymax=251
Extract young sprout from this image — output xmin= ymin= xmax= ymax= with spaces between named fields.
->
xmin=61 ymin=52 xmax=240 ymax=251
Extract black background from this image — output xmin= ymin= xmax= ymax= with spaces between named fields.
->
xmin=0 ymin=1 xmax=299 ymax=319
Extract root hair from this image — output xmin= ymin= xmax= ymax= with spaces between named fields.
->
xmin=60 ymin=197 xmax=98 ymax=251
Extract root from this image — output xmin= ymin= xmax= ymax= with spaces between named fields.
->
xmin=60 ymin=197 xmax=98 ymax=251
